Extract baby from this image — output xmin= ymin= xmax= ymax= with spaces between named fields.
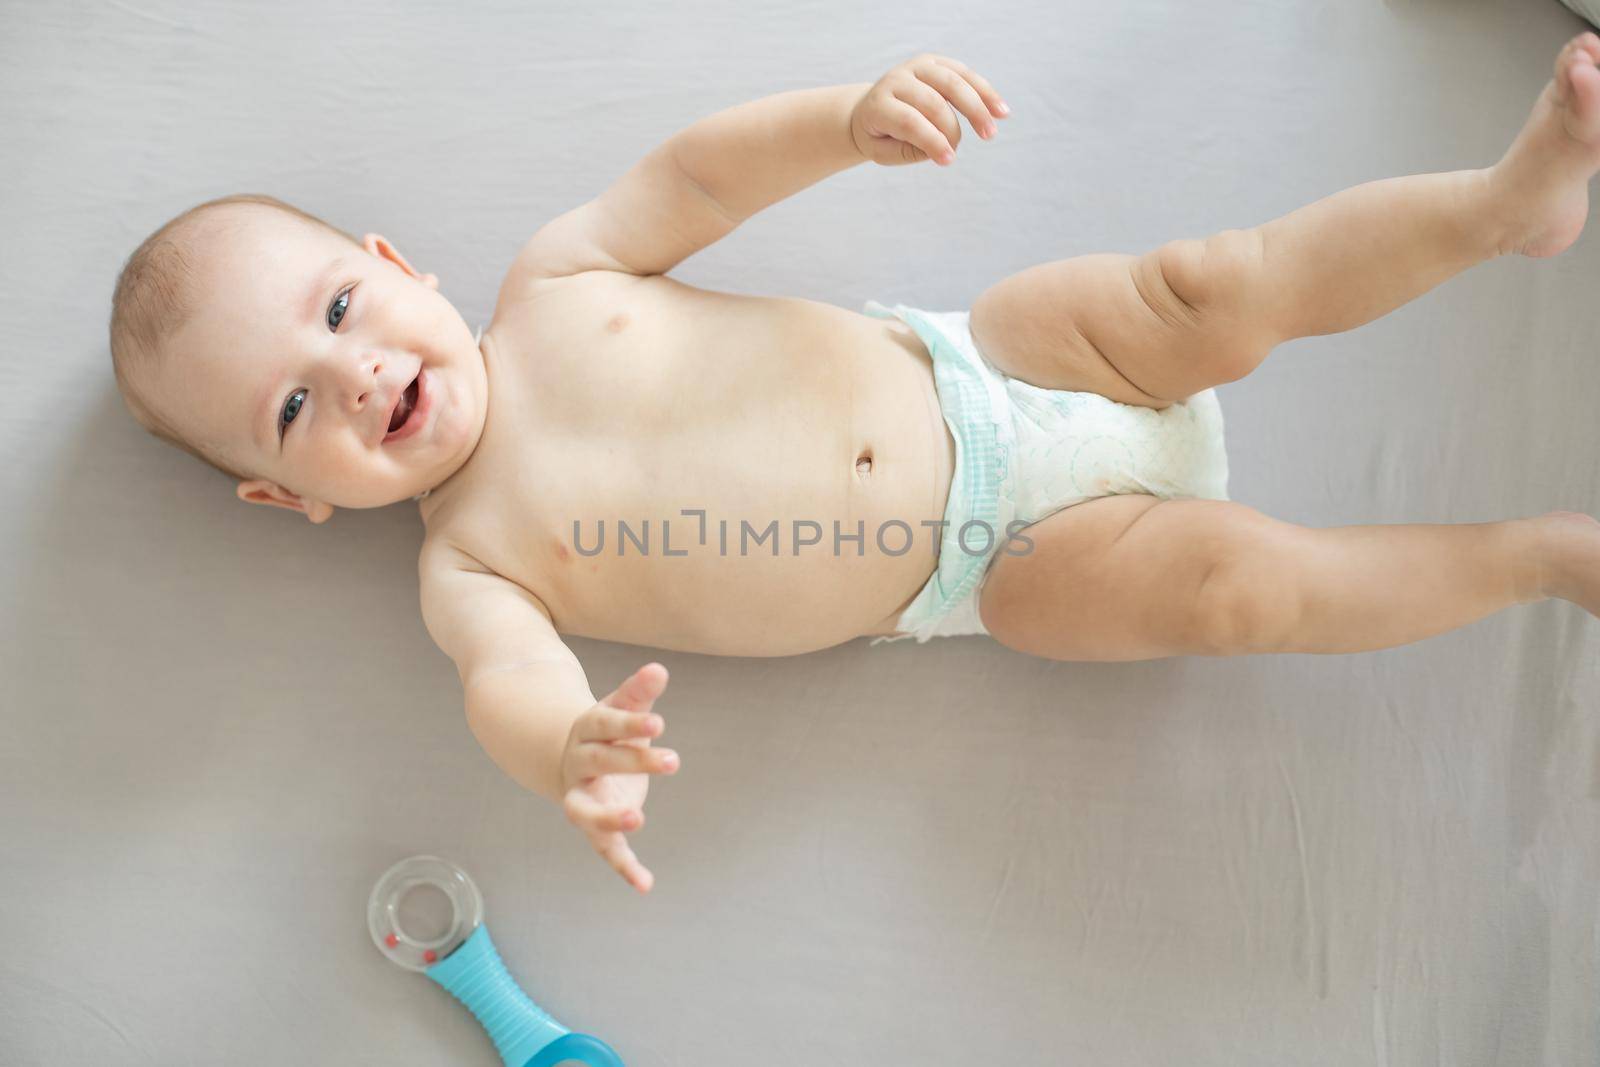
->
xmin=111 ymin=44 xmax=1600 ymax=893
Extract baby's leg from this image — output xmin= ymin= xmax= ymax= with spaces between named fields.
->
xmin=970 ymin=33 xmax=1600 ymax=405
xmin=976 ymin=495 xmax=1599 ymax=660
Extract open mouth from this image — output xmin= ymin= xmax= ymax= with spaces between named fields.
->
xmin=384 ymin=371 xmax=428 ymax=443
xmin=387 ymin=377 xmax=419 ymax=434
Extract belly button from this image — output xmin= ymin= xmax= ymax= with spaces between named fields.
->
xmin=855 ymin=451 xmax=873 ymax=478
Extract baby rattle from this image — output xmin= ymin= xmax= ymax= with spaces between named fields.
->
xmin=368 ymin=855 xmax=626 ymax=1066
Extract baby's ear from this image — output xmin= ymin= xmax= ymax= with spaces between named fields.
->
xmin=362 ymin=233 xmax=438 ymax=290
xmin=237 ymin=480 xmax=335 ymax=524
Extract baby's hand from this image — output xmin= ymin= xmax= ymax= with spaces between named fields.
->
xmin=560 ymin=663 xmax=679 ymax=894
xmin=850 ymin=54 xmax=1009 ymax=168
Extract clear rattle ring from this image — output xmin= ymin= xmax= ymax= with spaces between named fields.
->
xmin=368 ymin=855 xmax=626 ymax=1067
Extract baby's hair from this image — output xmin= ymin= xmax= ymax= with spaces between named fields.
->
xmin=108 ymin=192 xmax=361 ymax=483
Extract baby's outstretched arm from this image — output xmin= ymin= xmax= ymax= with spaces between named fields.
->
xmin=420 ymin=548 xmax=678 ymax=893
xmin=509 ymin=55 xmax=1006 ymax=281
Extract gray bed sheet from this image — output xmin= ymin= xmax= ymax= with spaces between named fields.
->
xmin=4 ymin=0 xmax=1598 ymax=1063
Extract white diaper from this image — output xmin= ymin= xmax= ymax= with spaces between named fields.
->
xmin=864 ymin=302 xmax=1231 ymax=644
xmin=1003 ymin=370 xmax=1230 ymax=522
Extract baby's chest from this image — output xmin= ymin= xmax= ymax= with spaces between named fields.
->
xmin=492 ymin=295 xmax=874 ymax=475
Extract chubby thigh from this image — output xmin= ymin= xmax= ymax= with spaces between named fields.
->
xmin=977 ymin=493 xmax=1288 ymax=661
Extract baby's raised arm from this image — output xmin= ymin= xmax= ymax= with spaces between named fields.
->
xmin=506 ymin=56 xmax=1006 ymax=282
xmin=420 ymin=544 xmax=678 ymax=892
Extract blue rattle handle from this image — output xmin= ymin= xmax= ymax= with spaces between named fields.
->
xmin=524 ymin=1034 xmax=627 ymax=1067
xmin=426 ymin=925 xmax=625 ymax=1067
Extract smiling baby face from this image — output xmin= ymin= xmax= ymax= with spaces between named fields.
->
xmin=128 ymin=201 xmax=488 ymax=520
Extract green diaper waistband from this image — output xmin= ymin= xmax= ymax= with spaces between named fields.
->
xmin=862 ymin=301 xmax=1015 ymax=634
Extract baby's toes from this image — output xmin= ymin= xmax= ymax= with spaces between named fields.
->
xmin=1563 ymin=55 xmax=1600 ymax=143
xmin=1554 ymin=35 xmax=1598 ymax=103
xmin=1577 ymin=31 xmax=1600 ymax=65
xmin=1558 ymin=33 xmax=1599 ymax=75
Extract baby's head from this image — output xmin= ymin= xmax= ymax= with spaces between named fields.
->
xmin=109 ymin=193 xmax=488 ymax=522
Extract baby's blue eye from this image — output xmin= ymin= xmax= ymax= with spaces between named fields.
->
xmin=280 ymin=389 xmax=305 ymax=436
xmin=328 ymin=287 xmax=351 ymax=331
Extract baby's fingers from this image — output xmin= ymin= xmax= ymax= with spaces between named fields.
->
xmin=576 ymin=707 xmax=664 ymax=745
xmin=916 ymin=57 xmax=999 ymax=138
xmin=601 ymin=662 xmax=669 ymax=713
xmin=565 ymin=788 xmax=645 ymax=834
xmin=927 ymin=56 xmax=1008 ymax=121
xmin=571 ymin=741 xmax=679 ymax=779
xmin=594 ymin=826 xmax=654 ymax=893
xmin=885 ymin=97 xmax=959 ymax=165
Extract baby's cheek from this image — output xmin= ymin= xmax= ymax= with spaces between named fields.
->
xmin=320 ymin=442 xmax=377 ymax=502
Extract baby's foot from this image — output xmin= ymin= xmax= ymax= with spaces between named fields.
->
xmin=1535 ymin=511 xmax=1600 ymax=618
xmin=1491 ymin=32 xmax=1600 ymax=258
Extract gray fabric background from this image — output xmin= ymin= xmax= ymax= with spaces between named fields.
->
xmin=4 ymin=0 xmax=1598 ymax=1063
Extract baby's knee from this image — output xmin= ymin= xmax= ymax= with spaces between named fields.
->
xmin=1150 ymin=229 xmax=1263 ymax=311
xmin=1190 ymin=517 xmax=1305 ymax=655
xmin=1135 ymin=230 xmax=1276 ymax=384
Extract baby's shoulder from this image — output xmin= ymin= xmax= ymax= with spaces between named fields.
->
xmin=417 ymin=535 xmax=494 ymax=608
xmin=488 ymin=264 xmax=668 ymax=341
xmin=417 ymin=532 xmax=481 ymax=579
xmin=417 ymin=528 xmax=528 ymax=592
xmin=415 ymin=535 xmax=566 ymax=668
xmin=417 ymin=535 xmax=551 ymax=622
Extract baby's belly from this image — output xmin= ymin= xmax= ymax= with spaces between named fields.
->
xmin=543 ymin=476 xmax=936 ymax=655
xmin=483 ymin=295 xmax=956 ymax=656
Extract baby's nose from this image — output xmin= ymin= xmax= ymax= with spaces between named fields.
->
xmin=350 ymin=358 xmax=383 ymax=410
